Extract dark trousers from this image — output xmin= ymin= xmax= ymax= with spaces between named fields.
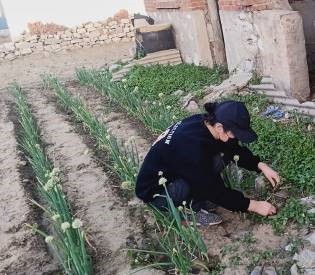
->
xmin=151 ymin=155 xmax=225 ymax=212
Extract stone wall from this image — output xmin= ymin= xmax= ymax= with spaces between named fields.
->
xmin=0 ymin=18 xmax=135 ymax=62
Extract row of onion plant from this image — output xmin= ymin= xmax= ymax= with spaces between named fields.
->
xmin=9 ymin=83 xmax=92 ymax=275
xmin=43 ymin=75 xmax=213 ymax=274
xmin=76 ymin=68 xmax=186 ymax=134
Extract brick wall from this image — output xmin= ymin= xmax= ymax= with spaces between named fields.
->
xmin=144 ymin=0 xmax=208 ymax=12
xmin=218 ymin=0 xmax=272 ymax=11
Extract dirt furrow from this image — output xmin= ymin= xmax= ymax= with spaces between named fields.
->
xmin=64 ymin=82 xmax=153 ymax=159
xmin=0 ymin=95 xmax=58 ymax=275
xmin=26 ymin=88 xmax=145 ymax=275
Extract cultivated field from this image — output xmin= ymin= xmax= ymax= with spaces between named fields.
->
xmin=0 ymin=45 xmax=314 ymax=275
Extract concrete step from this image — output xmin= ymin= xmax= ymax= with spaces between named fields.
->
xmin=281 ymin=105 xmax=315 ymax=118
xmin=260 ymin=76 xmax=273 ymax=84
xmin=271 ymin=97 xmax=315 ymax=109
xmin=112 ymin=58 xmax=182 ymax=81
xmin=112 ymin=50 xmax=182 ymax=82
xmin=123 ymin=49 xmax=180 ymax=69
xmin=256 ymin=90 xmax=287 ymax=98
xmin=249 ymin=83 xmax=275 ymax=90
xmin=117 ymin=54 xmax=181 ymax=75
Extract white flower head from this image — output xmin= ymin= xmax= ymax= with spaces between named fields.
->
xmin=172 ymin=248 xmax=177 ymax=254
xmin=35 ymin=143 xmax=41 ymax=149
xmin=45 ymin=236 xmax=54 ymax=243
xmin=158 ymin=93 xmax=164 ymax=98
xmin=61 ymin=222 xmax=71 ymax=232
xmin=121 ymin=181 xmax=132 ymax=190
xmin=44 ymin=178 xmax=55 ymax=191
xmin=133 ymin=86 xmax=139 ymax=92
xmin=158 ymin=177 xmax=167 ymax=186
xmin=122 ymin=78 xmax=127 ymax=83
xmin=172 ymin=115 xmax=177 ymax=120
xmin=233 ymin=155 xmax=240 ymax=162
xmin=182 ymin=201 xmax=187 ymax=206
xmin=166 ymin=105 xmax=171 ymax=110
xmin=158 ymin=102 xmax=162 ymax=106
xmin=178 ymin=206 xmax=183 ymax=211
xmin=220 ymin=152 xmax=224 ymax=157
xmin=51 ymin=168 xmax=60 ymax=176
xmin=307 ymin=124 xmax=313 ymax=132
xmin=72 ymin=218 xmax=83 ymax=229
xmin=52 ymin=214 xmax=61 ymax=221
xmin=105 ymin=135 xmax=111 ymax=140
xmin=152 ymin=101 xmax=156 ymax=105
xmin=158 ymin=171 xmax=163 ymax=176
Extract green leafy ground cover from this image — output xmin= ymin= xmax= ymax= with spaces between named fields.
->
xmin=77 ymin=63 xmax=314 ymax=232
xmin=123 ymin=65 xmax=315 ymax=230
xmin=124 ymin=64 xmax=227 ymax=101
xmin=124 ymin=66 xmax=315 ymax=195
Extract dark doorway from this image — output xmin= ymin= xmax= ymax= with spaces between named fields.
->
xmin=290 ymin=0 xmax=315 ymax=100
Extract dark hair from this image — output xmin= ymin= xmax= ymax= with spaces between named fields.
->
xmin=203 ymin=102 xmax=218 ymax=125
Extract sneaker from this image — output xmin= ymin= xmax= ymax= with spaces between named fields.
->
xmin=200 ymin=201 xmax=217 ymax=213
xmin=189 ymin=211 xmax=222 ymax=226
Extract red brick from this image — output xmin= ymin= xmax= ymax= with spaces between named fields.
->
xmin=156 ymin=0 xmax=181 ymax=9
xmin=219 ymin=4 xmax=243 ymax=10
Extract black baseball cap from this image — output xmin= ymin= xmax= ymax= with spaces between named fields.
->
xmin=214 ymin=100 xmax=257 ymax=143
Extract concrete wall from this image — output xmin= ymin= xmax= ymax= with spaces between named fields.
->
xmin=220 ymin=10 xmax=310 ymax=100
xmin=148 ymin=10 xmax=214 ymax=67
xmin=291 ymin=0 xmax=315 ymax=73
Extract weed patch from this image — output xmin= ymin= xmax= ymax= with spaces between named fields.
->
xmin=125 ymin=64 xmax=227 ymax=100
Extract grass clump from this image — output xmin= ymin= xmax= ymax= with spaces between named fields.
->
xmin=10 ymin=83 xmax=92 ymax=275
xmin=270 ymin=198 xmax=315 ymax=233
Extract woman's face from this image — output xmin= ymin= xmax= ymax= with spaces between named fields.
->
xmin=215 ymin=124 xmax=235 ymax=142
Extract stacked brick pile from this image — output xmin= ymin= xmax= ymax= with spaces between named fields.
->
xmin=0 ymin=18 xmax=135 ymax=61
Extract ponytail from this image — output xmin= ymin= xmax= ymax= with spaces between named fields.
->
xmin=204 ymin=102 xmax=218 ymax=125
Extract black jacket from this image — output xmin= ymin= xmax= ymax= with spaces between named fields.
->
xmin=136 ymin=114 xmax=261 ymax=212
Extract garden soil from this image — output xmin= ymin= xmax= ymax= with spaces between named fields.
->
xmin=0 ymin=42 xmax=132 ymax=89
xmin=24 ymin=88 xmax=148 ymax=275
xmin=0 ymin=94 xmax=59 ymax=274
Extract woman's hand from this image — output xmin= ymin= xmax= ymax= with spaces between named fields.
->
xmin=248 ymin=200 xmax=277 ymax=216
xmin=258 ymin=162 xmax=280 ymax=188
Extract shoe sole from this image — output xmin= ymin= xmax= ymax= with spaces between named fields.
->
xmin=191 ymin=220 xmax=223 ymax=226
xmin=201 ymin=208 xmax=216 ymax=213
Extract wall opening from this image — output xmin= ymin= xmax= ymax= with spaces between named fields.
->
xmin=290 ymin=0 xmax=315 ymax=99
